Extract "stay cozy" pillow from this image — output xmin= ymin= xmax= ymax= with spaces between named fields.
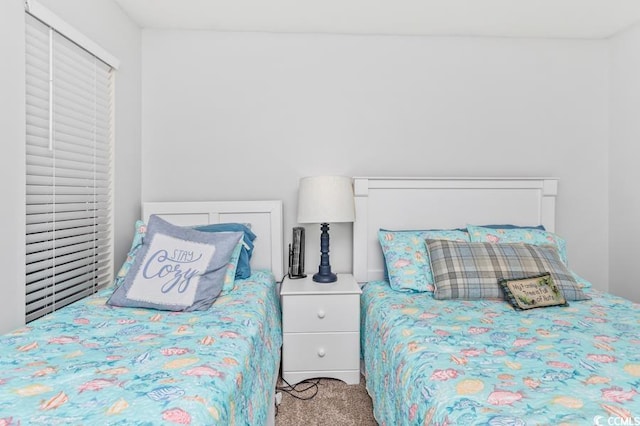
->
xmin=107 ymin=215 xmax=243 ymax=311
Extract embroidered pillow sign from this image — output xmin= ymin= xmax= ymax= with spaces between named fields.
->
xmin=499 ymin=273 xmax=569 ymax=311
xmin=107 ymin=215 xmax=243 ymax=311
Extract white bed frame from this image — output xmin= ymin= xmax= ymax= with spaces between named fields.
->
xmin=142 ymin=200 xmax=283 ymax=426
xmin=352 ymin=177 xmax=558 ymax=284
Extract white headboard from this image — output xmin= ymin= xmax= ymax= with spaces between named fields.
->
xmin=142 ymin=200 xmax=284 ymax=279
xmin=352 ymin=177 xmax=558 ymax=284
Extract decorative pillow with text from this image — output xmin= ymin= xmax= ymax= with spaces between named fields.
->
xmin=107 ymin=215 xmax=243 ymax=311
xmin=499 ymin=273 xmax=569 ymax=310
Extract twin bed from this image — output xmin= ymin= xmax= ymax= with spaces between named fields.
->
xmin=354 ymin=177 xmax=640 ymax=425
xmin=0 ymin=201 xmax=283 ymax=425
xmin=1 ymin=179 xmax=639 ymax=425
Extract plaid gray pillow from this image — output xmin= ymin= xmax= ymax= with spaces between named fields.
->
xmin=426 ymin=239 xmax=590 ymax=301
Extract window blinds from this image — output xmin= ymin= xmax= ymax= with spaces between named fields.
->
xmin=25 ymin=14 xmax=114 ymax=322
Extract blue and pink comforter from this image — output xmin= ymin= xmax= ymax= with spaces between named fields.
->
xmin=0 ymin=270 xmax=281 ymax=425
xmin=362 ymin=280 xmax=640 ymax=425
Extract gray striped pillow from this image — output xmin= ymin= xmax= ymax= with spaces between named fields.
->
xmin=426 ymin=239 xmax=589 ymax=301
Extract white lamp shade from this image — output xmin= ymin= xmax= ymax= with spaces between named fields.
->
xmin=297 ymin=176 xmax=355 ymax=224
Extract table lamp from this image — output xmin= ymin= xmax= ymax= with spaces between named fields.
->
xmin=297 ymin=176 xmax=355 ymax=283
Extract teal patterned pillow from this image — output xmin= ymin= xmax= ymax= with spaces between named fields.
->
xmin=114 ymin=220 xmax=146 ymax=288
xmin=378 ymin=229 xmax=470 ymax=292
xmin=572 ymin=271 xmax=593 ymax=289
xmin=467 ymin=225 xmax=568 ymax=265
xmin=466 ymin=225 xmax=595 ymax=289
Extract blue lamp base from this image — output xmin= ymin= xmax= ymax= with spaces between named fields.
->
xmin=313 ymin=223 xmax=337 ymax=283
xmin=313 ymin=271 xmax=337 ymax=283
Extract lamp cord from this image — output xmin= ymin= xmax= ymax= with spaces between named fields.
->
xmin=274 ymin=377 xmax=322 ymax=418
xmin=275 ymin=274 xmax=323 ymax=417
xmin=277 ymin=376 xmax=321 ymax=400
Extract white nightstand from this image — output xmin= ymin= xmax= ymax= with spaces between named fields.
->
xmin=280 ymin=273 xmax=362 ymax=385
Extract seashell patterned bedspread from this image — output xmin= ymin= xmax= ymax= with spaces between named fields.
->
xmin=0 ymin=270 xmax=281 ymax=425
xmin=361 ymin=280 xmax=640 ymax=425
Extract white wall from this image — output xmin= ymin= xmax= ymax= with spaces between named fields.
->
xmin=142 ymin=30 xmax=609 ymax=289
xmin=609 ymin=23 xmax=640 ymax=302
xmin=0 ymin=0 xmax=141 ymax=333
xmin=0 ymin=0 xmax=27 ymax=333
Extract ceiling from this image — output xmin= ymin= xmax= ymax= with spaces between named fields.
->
xmin=114 ymin=0 xmax=640 ymax=39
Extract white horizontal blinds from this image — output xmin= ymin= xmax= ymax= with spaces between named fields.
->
xmin=25 ymin=14 xmax=113 ymax=322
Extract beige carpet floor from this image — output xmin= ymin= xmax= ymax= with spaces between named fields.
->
xmin=275 ymin=375 xmax=377 ymax=425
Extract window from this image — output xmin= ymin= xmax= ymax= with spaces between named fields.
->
xmin=25 ymin=11 xmax=115 ymax=322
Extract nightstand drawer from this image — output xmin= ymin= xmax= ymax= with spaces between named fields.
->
xmin=282 ymin=294 xmax=359 ymax=333
xmin=283 ymin=332 xmax=359 ymax=372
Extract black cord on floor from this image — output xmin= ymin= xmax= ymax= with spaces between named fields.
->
xmin=277 ymin=376 xmax=321 ymax=400
xmin=274 ymin=377 xmax=322 ymax=418
xmin=275 ymin=273 xmax=318 ymax=417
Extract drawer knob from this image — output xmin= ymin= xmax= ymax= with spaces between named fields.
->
xmin=317 ymin=310 xmax=326 ymax=319
xmin=317 ymin=348 xmax=326 ymax=357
